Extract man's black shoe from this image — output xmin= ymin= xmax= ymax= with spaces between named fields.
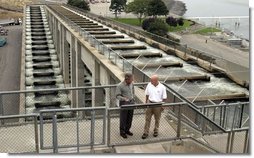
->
xmin=153 ymin=132 xmax=158 ymax=137
xmin=126 ymin=131 xmax=133 ymax=136
xmin=141 ymin=133 xmax=148 ymax=139
xmin=120 ymin=133 xmax=127 ymax=139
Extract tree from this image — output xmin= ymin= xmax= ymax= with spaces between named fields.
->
xmin=109 ymin=0 xmax=127 ymax=18
xmin=147 ymin=0 xmax=169 ymax=18
xmin=147 ymin=19 xmax=168 ymax=36
xmin=125 ymin=0 xmax=150 ymax=24
xmin=67 ymin=0 xmax=90 ymax=11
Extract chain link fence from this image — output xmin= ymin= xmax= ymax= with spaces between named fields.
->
xmin=0 ymin=114 xmax=39 ymax=153
xmin=39 ymin=107 xmax=106 ymax=153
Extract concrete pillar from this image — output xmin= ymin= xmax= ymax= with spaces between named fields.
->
xmin=109 ymin=75 xmax=118 ymax=107
xmin=92 ymin=61 xmax=105 ymax=107
xmin=76 ymin=42 xmax=84 ymax=108
xmin=59 ymin=25 xmax=64 ymax=70
xmin=63 ymin=32 xmax=70 ymax=85
xmin=57 ymin=24 xmax=60 ymax=58
xmin=71 ymin=36 xmax=77 ymax=108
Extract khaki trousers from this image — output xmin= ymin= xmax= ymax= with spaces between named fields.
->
xmin=143 ymin=107 xmax=163 ymax=134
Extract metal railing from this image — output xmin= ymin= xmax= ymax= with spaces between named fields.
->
xmin=0 ymin=114 xmax=39 ymax=153
xmin=199 ymin=102 xmax=249 ymax=130
xmin=0 ymin=84 xmax=249 ymax=153
xmin=39 ymin=107 xmax=106 ymax=153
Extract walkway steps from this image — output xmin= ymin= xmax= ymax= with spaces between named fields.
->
xmin=81 ymin=25 xmax=103 ymax=28
xmin=135 ymin=62 xmax=183 ymax=69
xmin=94 ymin=34 xmax=125 ymax=39
xmin=84 ymin=28 xmax=109 ymax=31
xmin=186 ymin=93 xmax=248 ymax=101
xmin=101 ymin=39 xmax=135 ymax=44
xmin=88 ymin=31 xmax=116 ymax=35
xmin=120 ymin=52 xmax=162 ymax=58
xmin=161 ymin=75 xmax=210 ymax=82
xmin=110 ymin=45 xmax=146 ymax=50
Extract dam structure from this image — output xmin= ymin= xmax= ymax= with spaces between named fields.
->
xmin=0 ymin=3 xmax=249 ymax=154
xmin=43 ymin=4 xmax=249 ymax=124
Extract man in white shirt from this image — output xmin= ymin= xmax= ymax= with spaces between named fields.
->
xmin=142 ymin=75 xmax=167 ymax=139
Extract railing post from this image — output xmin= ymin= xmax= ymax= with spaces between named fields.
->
xmin=76 ymin=111 xmax=80 ymax=153
xmin=90 ymin=110 xmax=95 ymax=153
xmin=231 ymin=106 xmax=238 ymax=129
xmin=238 ymin=104 xmax=244 ymax=128
xmin=39 ymin=113 xmax=44 ymax=149
xmin=243 ymin=130 xmax=249 ymax=153
xmin=107 ymin=109 xmax=111 ymax=147
xmin=52 ymin=112 xmax=58 ymax=153
xmin=226 ymin=131 xmax=232 ymax=153
xmin=102 ymin=108 xmax=106 ymax=145
xmin=212 ymin=107 xmax=216 ymax=122
xmin=34 ymin=115 xmax=39 ymax=153
xmin=0 ymin=94 xmax=4 ymax=125
xmin=229 ymin=131 xmax=235 ymax=153
xmin=219 ymin=106 xmax=223 ymax=126
xmin=176 ymin=105 xmax=182 ymax=138
xmin=223 ymin=106 xmax=229 ymax=129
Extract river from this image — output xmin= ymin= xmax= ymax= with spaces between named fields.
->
xmin=178 ymin=0 xmax=249 ymax=40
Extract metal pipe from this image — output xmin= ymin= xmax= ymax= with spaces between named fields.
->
xmin=107 ymin=109 xmax=111 ymax=147
xmin=219 ymin=106 xmax=223 ymax=126
xmin=39 ymin=113 xmax=44 ymax=149
xmin=229 ymin=131 xmax=235 ymax=153
xmin=0 ymin=94 xmax=4 ymax=125
xmin=239 ymin=104 xmax=244 ymax=128
xmin=224 ymin=106 xmax=229 ymax=129
xmin=34 ymin=115 xmax=39 ymax=153
xmin=231 ymin=106 xmax=238 ymax=129
xmin=226 ymin=132 xmax=232 ymax=153
xmin=102 ymin=108 xmax=106 ymax=145
xmin=176 ymin=105 xmax=182 ymax=138
xmin=212 ymin=107 xmax=216 ymax=122
xmin=243 ymin=130 xmax=249 ymax=153
xmin=76 ymin=111 xmax=80 ymax=153
xmin=90 ymin=110 xmax=95 ymax=153
xmin=52 ymin=112 xmax=58 ymax=153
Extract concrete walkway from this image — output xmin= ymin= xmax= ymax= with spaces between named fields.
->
xmin=180 ymin=34 xmax=249 ymax=68
xmin=0 ymin=25 xmax=22 ymax=115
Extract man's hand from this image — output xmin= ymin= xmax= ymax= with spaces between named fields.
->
xmin=124 ymin=97 xmax=129 ymax=102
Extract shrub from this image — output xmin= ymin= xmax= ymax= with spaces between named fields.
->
xmin=147 ymin=19 xmax=168 ymax=36
xmin=142 ymin=18 xmax=156 ymax=30
xmin=177 ymin=18 xmax=184 ymax=26
xmin=166 ymin=16 xmax=178 ymax=27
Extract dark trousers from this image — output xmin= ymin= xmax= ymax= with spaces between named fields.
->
xmin=119 ymin=101 xmax=134 ymax=134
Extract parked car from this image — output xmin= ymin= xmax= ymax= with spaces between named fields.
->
xmin=0 ymin=28 xmax=8 ymax=36
xmin=0 ymin=36 xmax=7 ymax=47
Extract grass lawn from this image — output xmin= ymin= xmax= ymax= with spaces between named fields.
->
xmin=195 ymin=27 xmax=221 ymax=35
xmin=112 ymin=18 xmax=193 ymax=32
xmin=168 ymin=19 xmax=192 ymax=32
xmin=113 ymin=18 xmax=142 ymax=27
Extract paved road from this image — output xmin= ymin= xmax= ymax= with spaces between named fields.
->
xmin=0 ymin=25 xmax=22 ymax=115
xmin=180 ymin=34 xmax=249 ymax=68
